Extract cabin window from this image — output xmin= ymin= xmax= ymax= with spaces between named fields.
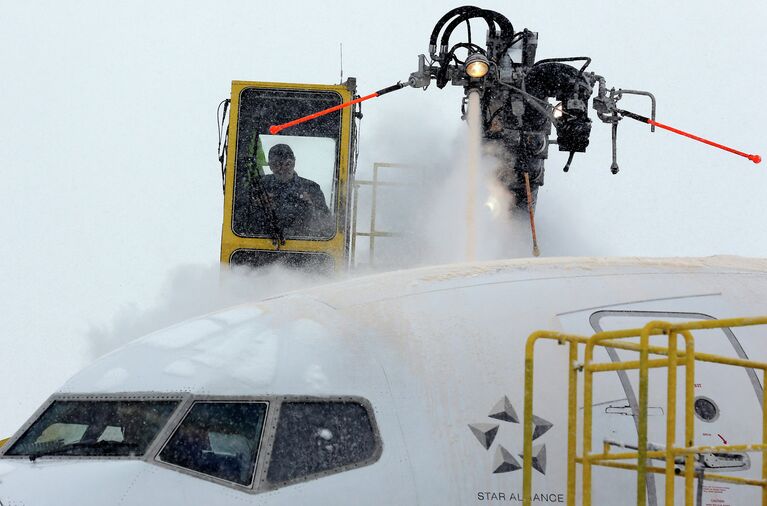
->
xmin=4 ymin=400 xmax=178 ymax=458
xmin=229 ymin=249 xmax=335 ymax=273
xmin=158 ymin=401 xmax=267 ymax=486
xmin=232 ymin=88 xmax=342 ymax=241
xmin=266 ymin=401 xmax=377 ymax=483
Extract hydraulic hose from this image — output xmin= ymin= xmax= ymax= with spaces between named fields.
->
xmin=439 ymin=10 xmax=514 ymax=60
xmin=429 ymin=6 xmax=488 ymax=59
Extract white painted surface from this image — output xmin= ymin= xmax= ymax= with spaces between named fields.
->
xmin=2 ymin=257 xmax=766 ymax=504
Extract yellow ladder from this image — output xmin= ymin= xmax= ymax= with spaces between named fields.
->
xmin=523 ymin=316 xmax=767 ymax=505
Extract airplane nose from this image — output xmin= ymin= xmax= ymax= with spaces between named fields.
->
xmin=0 ymin=459 xmax=147 ymax=504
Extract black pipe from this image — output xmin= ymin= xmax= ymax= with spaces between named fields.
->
xmin=438 ymin=9 xmax=515 ymax=61
xmin=533 ymin=56 xmax=592 ymax=74
xmin=375 ymin=82 xmax=407 ymax=96
xmin=429 ymin=6 xmax=486 ymax=58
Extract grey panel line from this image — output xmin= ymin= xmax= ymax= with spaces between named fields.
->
xmin=557 ymin=292 xmax=721 ymax=317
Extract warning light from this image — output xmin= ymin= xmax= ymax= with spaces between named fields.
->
xmin=465 ymin=53 xmax=489 ymax=78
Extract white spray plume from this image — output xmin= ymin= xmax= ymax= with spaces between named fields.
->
xmin=356 ymin=98 xmax=542 ymax=267
xmin=88 ymin=94 xmax=597 ymax=356
xmin=86 ymin=262 xmax=330 ymax=359
xmin=355 ymin=90 xmax=599 ymax=267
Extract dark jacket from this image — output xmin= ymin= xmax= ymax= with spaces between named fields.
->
xmin=234 ymin=173 xmax=333 ymax=239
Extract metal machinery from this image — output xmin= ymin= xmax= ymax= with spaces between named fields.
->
xmin=218 ymin=80 xmax=359 ymax=273
xmin=218 ymin=6 xmax=758 ymax=272
xmin=406 ymin=6 xmax=657 ymax=214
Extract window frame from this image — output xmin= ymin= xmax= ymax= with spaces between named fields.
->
xmin=231 ymin=87 xmax=344 ymax=242
xmin=220 ymin=80 xmax=357 ymax=274
xmin=0 ymin=393 xmax=382 ymax=494
xmin=0 ymin=392 xmax=188 ymax=461
xmin=154 ymin=397 xmax=271 ymax=489
xmin=257 ymin=395 xmax=383 ymax=491
xmin=153 ymin=395 xmax=382 ymax=493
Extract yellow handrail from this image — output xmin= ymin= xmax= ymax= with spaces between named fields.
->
xmin=523 ymin=316 xmax=767 ymax=506
xmin=524 ymin=332 xmax=589 ymax=505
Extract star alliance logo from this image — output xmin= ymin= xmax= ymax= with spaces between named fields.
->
xmin=468 ymin=395 xmax=552 ymax=474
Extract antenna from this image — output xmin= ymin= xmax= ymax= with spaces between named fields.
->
xmin=340 ymin=42 xmax=344 ymax=84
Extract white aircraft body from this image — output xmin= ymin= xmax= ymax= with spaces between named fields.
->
xmin=1 ymin=256 xmax=766 ymax=505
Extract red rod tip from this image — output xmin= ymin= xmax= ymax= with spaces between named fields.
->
xmin=269 ymin=125 xmax=280 ymax=135
xmin=750 ymin=154 xmax=762 ymax=164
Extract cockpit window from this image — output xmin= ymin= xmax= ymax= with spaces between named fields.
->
xmin=5 ymin=400 xmax=178 ymax=458
xmin=158 ymin=401 xmax=267 ymax=486
xmin=266 ymin=401 xmax=377 ymax=483
xmin=232 ymin=88 xmax=342 ymax=241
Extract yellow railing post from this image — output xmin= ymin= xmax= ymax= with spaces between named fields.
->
xmin=636 ymin=324 xmax=652 ymax=506
xmin=582 ymin=338 xmax=596 ymax=506
xmin=523 ymin=332 xmax=589 ymax=506
xmin=522 ymin=333 xmax=535 ymax=506
xmin=665 ymin=330 xmax=678 ymax=505
xmin=681 ymin=329 xmax=696 ymax=506
xmin=567 ymin=342 xmax=578 ymax=505
xmin=763 ymin=368 xmax=767 ymax=506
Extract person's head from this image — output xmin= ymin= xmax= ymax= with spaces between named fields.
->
xmin=268 ymin=144 xmax=296 ymax=182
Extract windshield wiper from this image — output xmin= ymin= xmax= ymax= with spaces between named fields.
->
xmin=246 ymin=159 xmax=286 ymax=248
xmin=28 ymin=440 xmax=140 ymax=461
xmin=242 ymin=132 xmax=286 ymax=247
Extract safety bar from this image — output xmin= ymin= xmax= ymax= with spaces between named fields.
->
xmin=523 ymin=316 xmax=767 ymax=506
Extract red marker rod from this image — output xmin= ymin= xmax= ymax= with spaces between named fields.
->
xmin=619 ymin=109 xmax=761 ymax=164
xmin=269 ymin=82 xmax=406 ymax=135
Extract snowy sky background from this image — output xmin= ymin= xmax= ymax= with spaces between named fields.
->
xmin=0 ymin=1 xmax=765 ymax=435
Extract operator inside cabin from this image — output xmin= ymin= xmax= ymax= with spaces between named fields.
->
xmin=234 ymin=143 xmax=333 ymax=240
